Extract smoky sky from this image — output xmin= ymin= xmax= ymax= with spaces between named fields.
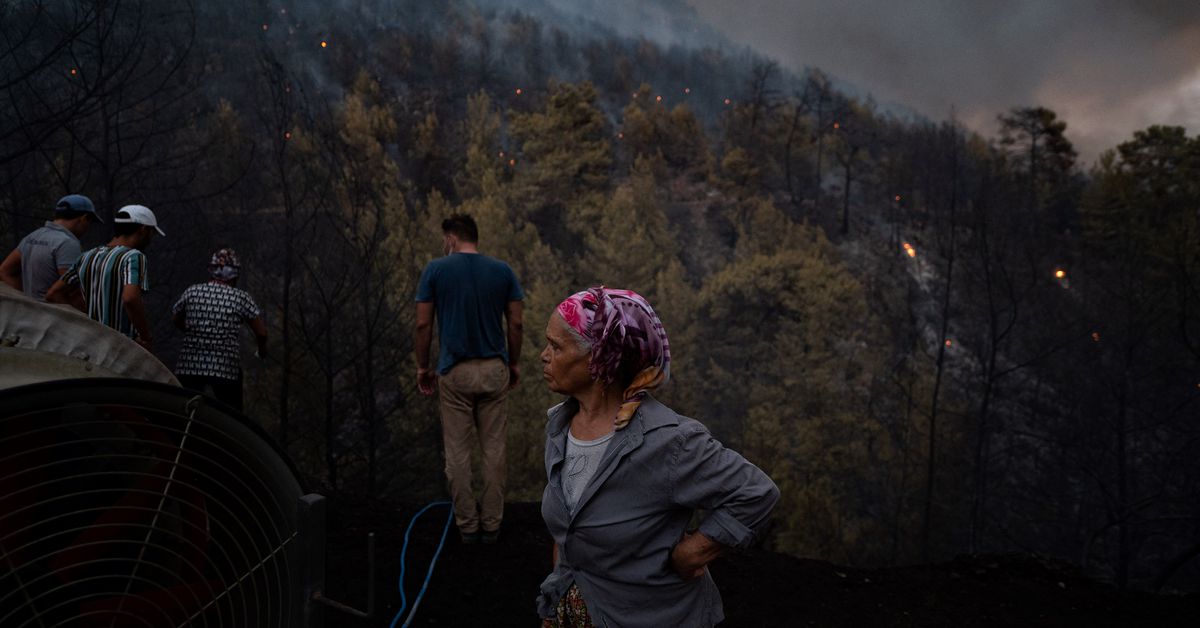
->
xmin=687 ymin=0 xmax=1200 ymax=163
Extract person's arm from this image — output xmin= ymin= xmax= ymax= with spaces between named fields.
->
xmin=670 ymin=530 xmax=726 ymax=580
xmin=505 ymin=300 xmax=523 ymax=390
xmin=122 ymin=284 xmax=153 ymax=349
xmin=668 ymin=423 xmax=781 ymax=580
xmin=0 ymin=249 xmax=22 ymax=291
xmin=249 ymin=316 xmax=269 ymax=358
xmin=45 ymin=278 xmax=85 ymax=311
xmin=54 ymin=239 xmax=80 ymax=279
xmin=414 ymin=301 xmax=436 ymax=395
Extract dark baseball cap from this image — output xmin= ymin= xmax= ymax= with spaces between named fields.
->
xmin=55 ymin=194 xmax=103 ymax=222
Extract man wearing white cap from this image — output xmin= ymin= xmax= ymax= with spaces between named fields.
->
xmin=0 ymin=194 xmax=103 ymax=300
xmin=47 ymin=204 xmax=165 ymax=349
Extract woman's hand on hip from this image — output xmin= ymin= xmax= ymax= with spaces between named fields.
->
xmin=669 ymin=530 xmax=724 ymax=580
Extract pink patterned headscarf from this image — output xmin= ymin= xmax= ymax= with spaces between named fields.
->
xmin=555 ymin=287 xmax=670 ymax=430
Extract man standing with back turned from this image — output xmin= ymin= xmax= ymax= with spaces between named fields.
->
xmin=46 ymin=204 xmax=164 ymax=350
xmin=414 ymin=214 xmax=524 ymax=544
xmin=0 ymin=194 xmax=102 ymax=300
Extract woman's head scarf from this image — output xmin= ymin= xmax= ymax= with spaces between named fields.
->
xmin=555 ymin=286 xmax=670 ymax=430
xmin=208 ymin=248 xmax=241 ymax=282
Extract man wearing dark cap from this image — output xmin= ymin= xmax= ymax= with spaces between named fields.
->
xmin=0 ymin=194 xmax=102 ymax=300
xmin=46 ymin=204 xmax=164 ymax=349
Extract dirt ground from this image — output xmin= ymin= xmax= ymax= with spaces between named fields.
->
xmin=322 ymin=501 xmax=1199 ymax=627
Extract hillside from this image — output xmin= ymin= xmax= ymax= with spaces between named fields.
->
xmin=323 ymin=501 xmax=1200 ymax=627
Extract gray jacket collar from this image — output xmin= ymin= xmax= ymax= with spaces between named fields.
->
xmin=545 ymin=394 xmax=680 ymax=524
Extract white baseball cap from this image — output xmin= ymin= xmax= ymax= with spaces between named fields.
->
xmin=113 ymin=204 xmax=165 ymax=236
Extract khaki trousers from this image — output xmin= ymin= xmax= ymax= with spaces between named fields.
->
xmin=438 ymin=357 xmax=509 ymax=533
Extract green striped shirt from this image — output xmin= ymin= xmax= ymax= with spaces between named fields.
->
xmin=62 ymin=245 xmax=150 ymax=338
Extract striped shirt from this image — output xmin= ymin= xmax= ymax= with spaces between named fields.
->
xmin=172 ymin=282 xmax=261 ymax=379
xmin=62 ymin=245 xmax=149 ymax=338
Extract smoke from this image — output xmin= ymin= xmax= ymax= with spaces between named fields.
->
xmin=687 ymin=0 xmax=1200 ymax=163
xmin=475 ymin=0 xmax=728 ymax=49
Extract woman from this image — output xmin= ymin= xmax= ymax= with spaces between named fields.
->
xmin=537 ymin=287 xmax=779 ymax=627
xmin=172 ymin=248 xmax=268 ymax=411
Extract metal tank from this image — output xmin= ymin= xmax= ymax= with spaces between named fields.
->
xmin=0 ymin=285 xmax=357 ymax=627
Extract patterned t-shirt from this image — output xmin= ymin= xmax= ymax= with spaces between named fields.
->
xmin=172 ymin=282 xmax=261 ymax=379
xmin=62 ymin=245 xmax=149 ymax=338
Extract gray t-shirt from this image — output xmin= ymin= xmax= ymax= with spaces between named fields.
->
xmin=563 ymin=429 xmax=615 ymax=512
xmin=18 ymin=221 xmax=80 ymax=300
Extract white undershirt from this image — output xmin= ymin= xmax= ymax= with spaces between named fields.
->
xmin=563 ymin=430 xmax=615 ymax=512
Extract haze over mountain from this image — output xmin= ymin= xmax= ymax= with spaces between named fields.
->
xmin=688 ymin=0 xmax=1200 ymax=163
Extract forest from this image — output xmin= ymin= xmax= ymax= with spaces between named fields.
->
xmin=2 ymin=0 xmax=1199 ymax=593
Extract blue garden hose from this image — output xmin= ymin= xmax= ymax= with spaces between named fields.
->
xmin=388 ymin=500 xmax=455 ymax=628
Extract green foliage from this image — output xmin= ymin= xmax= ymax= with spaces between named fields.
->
xmin=509 ymin=81 xmax=612 ymax=226
xmin=675 ymin=225 xmax=906 ymax=558
xmin=9 ymin=0 xmax=1200 ymax=583
xmin=620 ymin=84 xmax=712 ymax=191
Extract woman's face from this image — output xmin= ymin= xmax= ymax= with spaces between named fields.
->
xmin=541 ymin=313 xmax=593 ymax=396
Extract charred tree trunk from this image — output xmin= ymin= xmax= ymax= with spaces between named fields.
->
xmin=922 ymin=127 xmax=959 ymax=562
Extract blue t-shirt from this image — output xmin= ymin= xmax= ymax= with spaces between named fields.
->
xmin=416 ymin=253 xmax=523 ymax=374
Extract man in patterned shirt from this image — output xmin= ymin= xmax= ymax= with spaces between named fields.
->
xmin=46 ymin=204 xmax=164 ymax=349
xmin=171 ymin=248 xmax=268 ymax=412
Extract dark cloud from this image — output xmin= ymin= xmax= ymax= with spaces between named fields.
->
xmin=688 ymin=0 xmax=1200 ymax=162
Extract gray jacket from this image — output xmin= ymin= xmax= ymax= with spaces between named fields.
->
xmin=537 ymin=395 xmax=780 ymax=627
